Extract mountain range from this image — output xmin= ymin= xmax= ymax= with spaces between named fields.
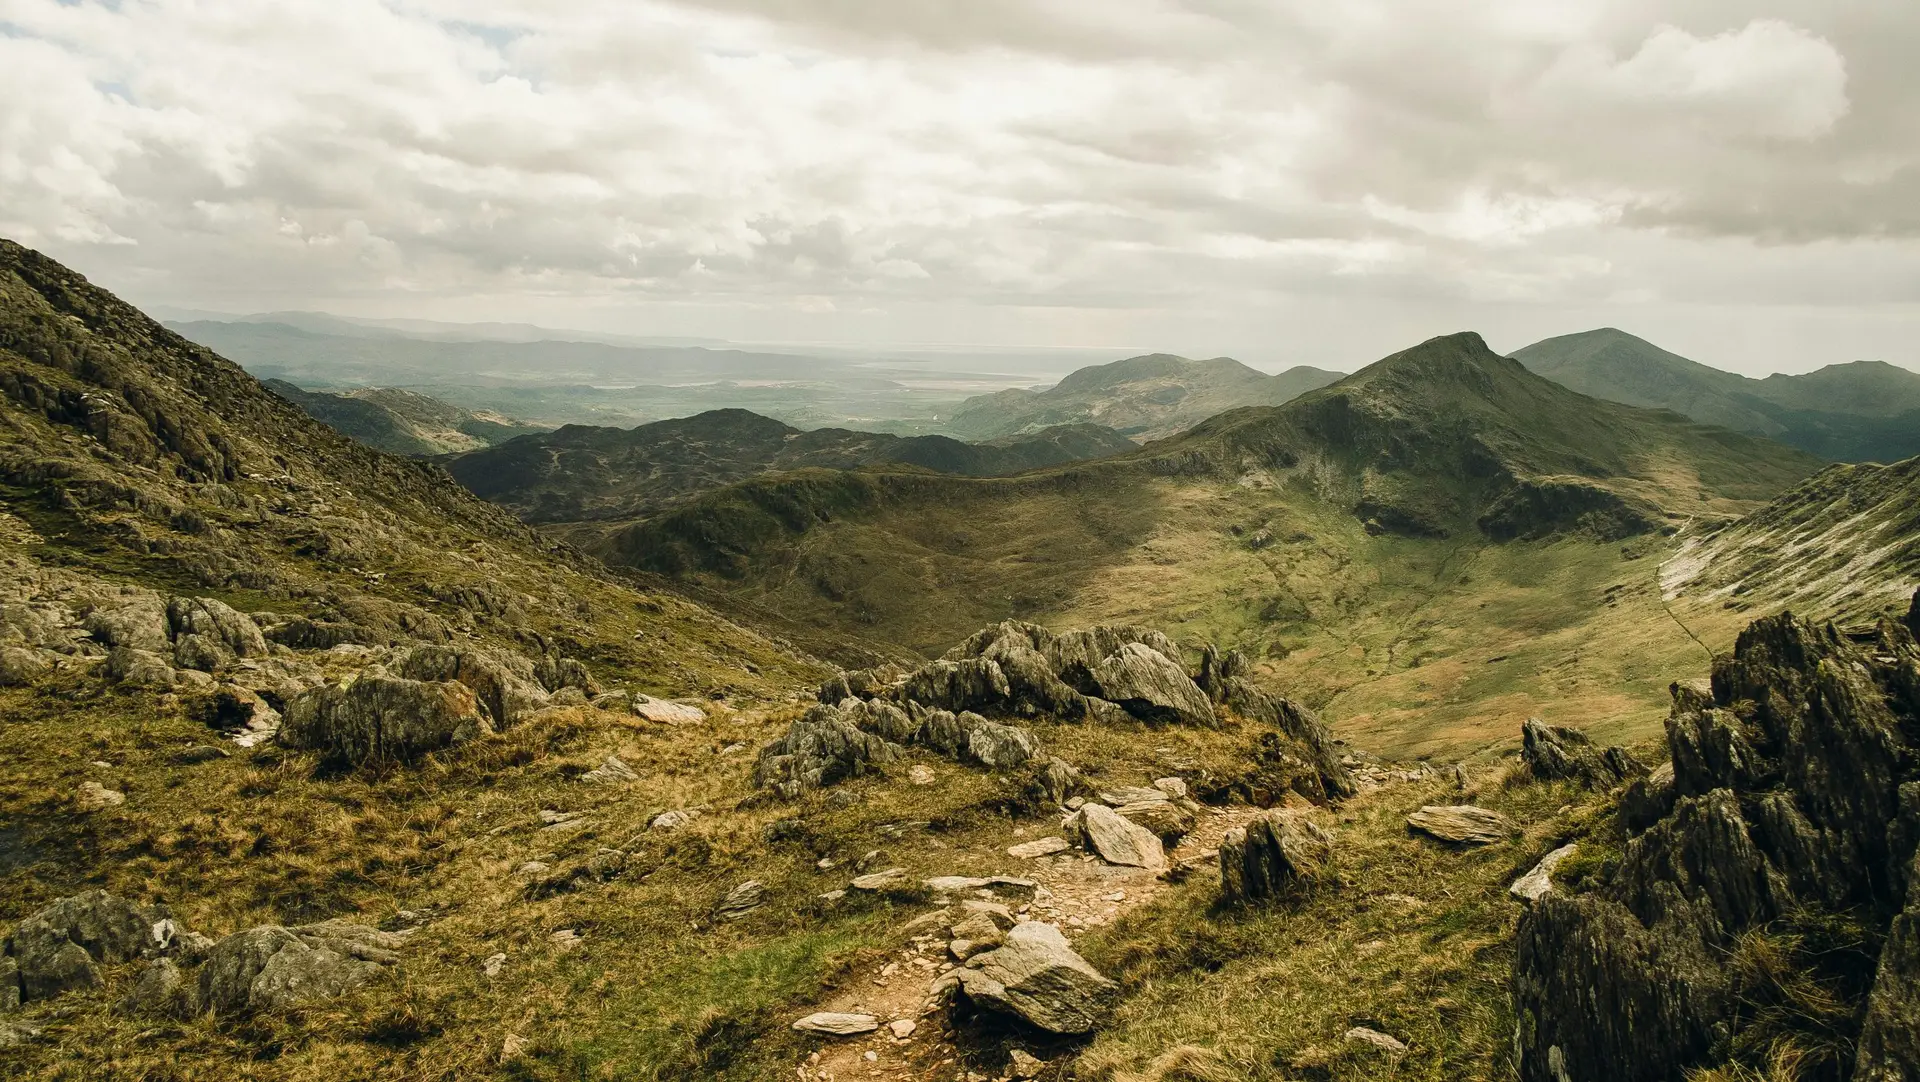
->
xmin=938 ymin=353 xmax=1343 ymax=443
xmin=1513 ymin=327 xmax=1920 ymax=463
xmin=443 ymin=409 xmax=1137 ymax=523
xmin=5 ymin=239 xmax=1918 ymax=1082
xmin=264 ymin=379 xmax=545 ymax=456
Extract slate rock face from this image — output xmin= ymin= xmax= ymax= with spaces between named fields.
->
xmin=1514 ymin=600 xmax=1920 ymax=1082
xmin=752 ymin=703 xmax=903 ymax=798
xmin=1220 ymin=810 xmax=1333 ymax=903
xmin=1087 ymin=642 xmax=1216 ymax=728
xmin=1521 ymin=718 xmax=1646 ymax=787
xmin=280 ymin=673 xmax=491 ymax=764
xmin=951 ymin=922 xmax=1117 ymax=1034
xmin=1406 ymin=805 xmax=1513 ymax=846
xmin=1197 ymin=647 xmax=1355 ymax=800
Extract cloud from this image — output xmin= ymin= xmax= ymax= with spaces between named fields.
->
xmin=0 ymin=0 xmax=1914 ymax=372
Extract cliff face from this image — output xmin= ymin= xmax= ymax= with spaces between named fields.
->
xmin=1515 ymin=593 xmax=1920 ymax=1082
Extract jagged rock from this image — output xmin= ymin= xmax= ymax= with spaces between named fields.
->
xmin=1114 ymin=799 xmax=1193 ymax=843
xmin=792 ymin=1012 xmax=879 ymax=1035
xmin=1515 ymin=604 xmax=1920 ymax=1082
xmin=1088 ymin=643 xmax=1216 ymax=727
xmin=951 ymin=922 xmax=1117 ymax=1034
xmin=899 ymin=657 xmax=1011 ymax=714
xmin=198 ymin=684 xmax=282 ymax=746
xmin=115 ymin=957 xmax=190 ymax=1018
xmin=949 ymin=911 xmax=1008 ymax=950
xmin=396 ymin=645 xmax=549 ymax=728
xmin=74 ymin=780 xmax=125 ymax=811
xmin=167 ymin=596 xmax=268 ymax=671
xmin=1029 ymin=758 xmax=1084 ymax=807
xmin=1008 ymin=837 xmax=1071 ymax=859
xmin=1153 ymin=777 xmax=1189 ymax=799
xmin=715 ymin=880 xmax=764 ymax=920
xmin=631 ymin=695 xmax=706 ymax=725
xmin=197 ymin=922 xmax=401 ymax=1015
xmin=1407 ymin=805 xmax=1512 ymax=846
xmin=1619 ymin=761 xmax=1676 ymax=833
xmin=956 ymin=899 xmax=1016 ymax=932
xmin=280 ymin=674 xmax=490 ymax=764
xmin=105 ymin=645 xmax=177 ymax=687
xmin=927 ymin=875 xmax=1036 ymax=899
xmin=1073 ymin=804 xmax=1166 ymax=869
xmin=1219 ymin=810 xmax=1333 ymax=903
xmin=581 ymin=755 xmax=639 ymax=785
xmin=84 ymin=597 xmax=170 ymax=653
xmin=753 ymin=703 xmax=902 ymax=798
xmin=1214 ymin=675 xmax=1356 ymax=799
xmin=1510 ymin=844 xmax=1578 ymax=904
xmin=1521 ymin=718 xmax=1646 ymax=787
xmin=966 ymin=717 xmax=1041 ymax=769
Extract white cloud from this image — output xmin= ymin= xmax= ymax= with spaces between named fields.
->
xmin=0 ymin=0 xmax=1913 ymax=372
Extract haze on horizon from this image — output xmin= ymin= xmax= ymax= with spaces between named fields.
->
xmin=4 ymin=0 xmax=1918 ymax=377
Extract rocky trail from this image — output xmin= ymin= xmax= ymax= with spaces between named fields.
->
xmin=790 ymin=803 xmax=1266 ymax=1082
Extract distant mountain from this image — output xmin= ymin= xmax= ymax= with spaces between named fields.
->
xmin=444 ymin=408 xmax=1137 ymax=523
xmin=940 ymin=353 xmax=1342 ymax=443
xmin=264 ymin=380 xmax=545 ymax=456
xmin=1512 ymin=328 xmax=1920 ymax=463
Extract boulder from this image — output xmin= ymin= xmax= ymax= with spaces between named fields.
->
xmin=1521 ymin=718 xmax=1646 ymax=787
xmin=1407 ymin=805 xmax=1512 ymax=846
xmin=792 ymin=1012 xmax=879 ymax=1036
xmin=395 ymin=645 xmax=549 ymax=728
xmin=104 ymin=645 xmax=177 ymax=688
xmin=1619 ymin=761 xmax=1677 ymax=833
xmin=898 ymin=657 xmax=1011 ymax=714
xmin=1857 ymin=850 xmax=1920 ymax=1080
xmin=949 ymin=911 xmax=1008 ymax=951
xmin=1509 ymin=844 xmax=1578 ymax=904
xmin=1073 ymin=804 xmax=1166 ymax=870
xmin=951 ymin=922 xmax=1117 ymax=1034
xmin=0 ymin=645 xmax=52 ymax=686
xmin=1114 ymin=799 xmax=1193 ymax=843
xmin=84 ymin=598 xmax=171 ymax=653
xmin=851 ymin=868 xmax=911 ymax=892
xmin=4 ymin=889 xmax=163 ymax=1004
xmin=1219 ymin=810 xmax=1333 ymax=903
xmin=1029 ymin=758 xmax=1085 ymax=807
xmin=115 ymin=957 xmax=190 ymax=1018
xmin=631 ymin=695 xmax=706 ymax=725
xmin=166 ymin=596 xmax=268 ymax=671
xmin=280 ymin=674 xmax=490 ymax=764
xmin=966 ymin=718 xmax=1042 ymax=769
xmin=1088 ymin=643 xmax=1216 ymax=727
xmin=753 ymin=703 xmax=902 ymax=798
xmin=1208 ymin=668 xmax=1355 ymax=799
xmin=197 ymin=921 xmax=401 ymax=1016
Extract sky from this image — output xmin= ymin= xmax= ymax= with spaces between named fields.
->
xmin=3 ymin=0 xmax=1918 ymax=375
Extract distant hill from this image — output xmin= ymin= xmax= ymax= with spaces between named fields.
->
xmin=444 ymin=408 xmax=1137 ymax=523
xmin=589 ymin=332 xmax=1820 ymax=656
xmin=264 ymin=380 xmax=545 ymax=456
xmin=1512 ymin=328 xmax=1920 ymax=463
xmin=940 ymin=353 xmax=1342 ymax=443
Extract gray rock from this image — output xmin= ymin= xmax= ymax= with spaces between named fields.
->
xmin=1114 ymin=799 xmax=1193 ymax=843
xmin=1220 ymin=810 xmax=1333 ymax=903
xmin=281 ymin=674 xmax=490 ymax=764
xmin=196 ymin=922 xmax=402 ymax=1016
xmin=6 ymin=889 xmax=162 ymax=1003
xmin=104 ymin=645 xmax=177 ymax=687
xmin=1522 ymin=718 xmax=1646 ymax=787
xmin=1030 ymin=758 xmax=1084 ymax=807
xmin=0 ymin=1020 xmax=42 ymax=1048
xmin=792 ymin=1012 xmax=879 ymax=1035
xmin=0 ymin=645 xmax=52 ymax=686
xmin=1510 ymin=844 xmax=1579 ymax=904
xmin=167 ymin=596 xmax=268 ymax=671
xmin=1406 ymin=805 xmax=1513 ymax=846
xmin=84 ymin=598 xmax=170 ymax=653
xmin=898 ymin=657 xmax=1011 ymax=714
xmin=753 ymin=703 xmax=902 ymax=798
xmin=631 ymin=695 xmax=706 ymax=725
xmin=1088 ymin=643 xmax=1216 ymax=727
xmin=851 ymin=868 xmax=911 ymax=892
xmin=1346 ymin=1026 xmax=1408 ymax=1054
xmin=649 ymin=809 xmax=698 ymax=832
xmin=1073 ymin=804 xmax=1166 ymax=869
xmin=395 ymin=645 xmax=549 ymax=728
xmin=1007 ymin=837 xmax=1071 ymax=859
xmin=949 ymin=911 xmax=1008 ymax=950
xmin=952 ymin=922 xmax=1117 ymax=1034
xmin=1857 ymin=850 xmax=1920 ymax=1081
xmin=965 ymin=717 xmax=1041 ymax=770
xmin=115 ymin=957 xmax=190 ymax=1018
xmin=1620 ymin=761 xmax=1677 ymax=833
xmin=74 ymin=780 xmax=125 ymax=811
xmin=581 ymin=755 xmax=639 ymax=785
xmin=715 ymin=880 xmax=765 ymax=920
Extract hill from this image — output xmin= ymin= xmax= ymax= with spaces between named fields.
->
xmin=582 ymin=333 xmax=1820 ymax=756
xmin=264 ymin=379 xmax=545 ymax=456
xmin=442 ymin=409 xmax=1136 ymax=523
xmin=940 ymin=353 xmax=1342 ymax=443
xmin=1512 ymin=327 xmax=1920 ymax=463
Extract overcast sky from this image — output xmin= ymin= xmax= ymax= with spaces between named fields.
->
xmin=3 ymin=0 xmax=1917 ymax=375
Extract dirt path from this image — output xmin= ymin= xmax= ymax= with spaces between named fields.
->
xmin=790 ymin=805 xmax=1266 ymax=1082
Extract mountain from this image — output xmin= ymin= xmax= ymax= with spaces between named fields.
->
xmin=264 ymin=379 xmax=545 ymax=456
xmin=1512 ymin=327 xmax=1920 ymax=463
xmin=940 ymin=352 xmax=1343 ymax=443
xmin=443 ymin=408 xmax=1136 ymax=523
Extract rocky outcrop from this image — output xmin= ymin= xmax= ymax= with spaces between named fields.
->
xmin=1514 ymin=600 xmax=1920 ymax=1082
xmin=166 ymin=596 xmax=268 ymax=671
xmin=1196 ymin=647 xmax=1355 ymax=799
xmin=1220 ymin=810 xmax=1333 ymax=904
xmin=1521 ymin=718 xmax=1645 ymax=787
xmin=394 ymin=645 xmax=550 ymax=728
xmin=949 ymin=922 xmax=1117 ymax=1034
xmin=3 ymin=890 xmax=168 ymax=1005
xmin=752 ymin=704 xmax=903 ymax=798
xmin=280 ymin=673 xmax=491 ymax=764
xmin=198 ymin=921 xmax=402 ymax=1015
xmin=820 ymin=621 xmax=1216 ymax=728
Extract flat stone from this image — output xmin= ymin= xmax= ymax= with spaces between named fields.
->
xmin=75 ymin=781 xmax=125 ymax=811
xmin=952 ymin=922 xmax=1117 ymax=1034
xmin=889 ymin=1018 xmax=917 ymax=1039
xmin=1346 ymin=1026 xmax=1408 ymax=1054
xmin=1510 ymin=843 xmax=1579 ymax=903
xmin=792 ymin=1012 xmax=880 ymax=1036
xmin=632 ymin=695 xmax=706 ymax=725
xmin=1075 ymin=803 xmax=1167 ymax=870
xmin=580 ymin=755 xmax=639 ymax=785
xmin=1008 ymin=837 xmax=1071 ymax=859
xmin=1406 ymin=804 xmax=1514 ymax=846
xmin=851 ymin=868 xmax=910 ymax=892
